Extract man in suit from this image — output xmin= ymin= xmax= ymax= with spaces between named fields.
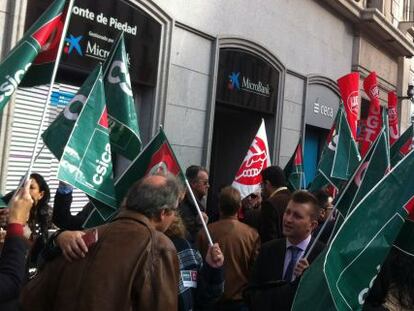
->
xmin=246 ymin=191 xmax=325 ymax=311
xmin=259 ymin=166 xmax=291 ymax=243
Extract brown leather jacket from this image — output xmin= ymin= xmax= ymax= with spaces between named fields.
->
xmin=197 ymin=217 xmax=260 ymax=302
xmin=20 ymin=210 xmax=179 ymax=311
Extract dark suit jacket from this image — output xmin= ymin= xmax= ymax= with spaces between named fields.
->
xmin=245 ymin=237 xmax=325 ymax=311
xmin=259 ymin=188 xmax=291 ymax=243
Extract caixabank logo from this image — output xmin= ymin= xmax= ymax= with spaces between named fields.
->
xmin=227 ymin=71 xmax=270 ymax=97
xmin=64 ymin=34 xmax=83 ymax=56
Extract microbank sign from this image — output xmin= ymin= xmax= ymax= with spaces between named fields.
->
xmin=228 ymin=72 xmax=271 ymax=97
xmin=217 ymin=49 xmax=278 ymax=114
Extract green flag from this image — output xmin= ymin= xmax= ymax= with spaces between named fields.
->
xmin=309 ymin=106 xmax=360 ymax=191
xmin=335 ymin=129 xmax=389 ymax=218
xmin=331 ymin=106 xmax=361 ymax=180
xmin=390 ymin=123 xmax=414 ymax=167
xmin=0 ymin=0 xmax=66 ymax=111
xmin=102 ymin=33 xmax=141 ymax=160
xmin=83 ymin=128 xmax=184 ymax=227
xmin=293 ymin=149 xmax=414 ymax=311
xmin=393 ymin=208 xmax=414 ymax=257
xmin=57 ymin=65 xmax=117 ymax=209
xmin=284 ymin=140 xmax=305 ymax=191
xmin=324 ymin=151 xmax=414 ymax=311
xmin=292 ymin=250 xmax=337 ymax=311
xmin=0 ymin=196 xmax=6 ymax=208
xmin=42 ymin=66 xmax=101 ymax=159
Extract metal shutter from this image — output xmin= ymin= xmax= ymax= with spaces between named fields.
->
xmin=5 ymin=83 xmax=88 ymax=214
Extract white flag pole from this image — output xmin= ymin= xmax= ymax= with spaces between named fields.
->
xmin=184 ymin=179 xmax=214 ymax=246
xmin=27 ymin=0 xmax=75 ymax=178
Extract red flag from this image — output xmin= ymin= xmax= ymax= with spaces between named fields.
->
xmin=388 ymin=91 xmax=399 ymax=145
xmin=360 ymin=72 xmax=382 ymax=157
xmin=337 ymin=72 xmax=360 ymax=140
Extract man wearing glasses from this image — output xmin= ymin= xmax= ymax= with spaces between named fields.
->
xmin=180 ymin=165 xmax=210 ymax=244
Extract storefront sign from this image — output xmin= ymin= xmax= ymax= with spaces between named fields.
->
xmin=26 ymin=0 xmax=161 ymax=86
xmin=216 ymin=49 xmax=278 ymax=114
xmin=306 ymin=84 xmax=339 ymax=129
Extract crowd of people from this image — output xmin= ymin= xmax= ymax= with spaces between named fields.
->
xmin=0 ymin=165 xmax=412 ymax=311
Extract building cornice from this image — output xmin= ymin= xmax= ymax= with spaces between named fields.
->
xmin=320 ymin=0 xmax=414 ymax=57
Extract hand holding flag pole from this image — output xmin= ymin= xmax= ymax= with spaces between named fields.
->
xmin=26 ymin=0 xmax=75 ymax=179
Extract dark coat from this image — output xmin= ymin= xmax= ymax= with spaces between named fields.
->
xmin=245 ymin=237 xmax=325 ymax=311
xmin=259 ymin=188 xmax=291 ymax=243
xmin=180 ymin=194 xmax=205 ymax=245
xmin=52 ymin=191 xmax=93 ymax=230
xmin=20 ymin=210 xmax=179 ymax=311
xmin=0 ymin=235 xmax=28 ymax=311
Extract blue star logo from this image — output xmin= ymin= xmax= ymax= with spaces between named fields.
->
xmin=229 ymin=72 xmax=240 ymax=90
xmin=64 ymin=34 xmax=83 ymax=56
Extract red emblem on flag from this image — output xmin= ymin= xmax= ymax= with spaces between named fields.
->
xmin=338 ymin=72 xmax=360 ymax=139
xmin=98 ymin=106 xmax=109 ymax=129
xmin=31 ymin=13 xmax=64 ymax=64
xmin=234 ymin=136 xmax=268 ymax=186
xmin=388 ymin=91 xmax=399 ymax=145
xmin=146 ymin=143 xmax=180 ymax=176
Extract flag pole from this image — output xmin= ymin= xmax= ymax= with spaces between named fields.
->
xmin=303 ymin=207 xmax=336 ymax=260
xmin=26 ymin=0 xmax=75 ymax=178
xmin=184 ymin=179 xmax=214 ymax=246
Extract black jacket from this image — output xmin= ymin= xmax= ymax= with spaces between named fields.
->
xmin=0 ymin=235 xmax=29 ymax=310
xmin=179 ymin=195 xmax=205 ymax=245
xmin=245 ymin=237 xmax=325 ymax=311
xmin=259 ymin=189 xmax=291 ymax=243
xmin=52 ymin=191 xmax=93 ymax=230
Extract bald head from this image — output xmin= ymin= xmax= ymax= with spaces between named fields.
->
xmin=141 ymin=175 xmax=168 ymax=187
xmin=125 ymin=174 xmax=181 ymax=219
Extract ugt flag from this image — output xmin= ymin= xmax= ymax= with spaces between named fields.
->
xmin=84 ymin=128 xmax=184 ymax=227
xmin=0 ymin=0 xmax=66 ymax=112
xmin=284 ymin=140 xmax=305 ymax=191
xmin=390 ymin=123 xmax=414 ymax=167
xmin=232 ymin=119 xmax=271 ymax=199
xmin=337 ymin=72 xmax=360 ymax=140
xmin=103 ymin=32 xmax=141 ymax=160
xmin=360 ymin=72 xmax=382 ymax=157
xmin=388 ymin=91 xmax=399 ymax=145
xmin=42 ymin=65 xmax=102 ymax=159
xmin=293 ymin=148 xmax=414 ymax=311
xmin=57 ymin=65 xmax=117 ymax=209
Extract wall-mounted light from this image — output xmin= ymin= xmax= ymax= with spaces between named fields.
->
xmin=398 ymin=84 xmax=414 ymax=103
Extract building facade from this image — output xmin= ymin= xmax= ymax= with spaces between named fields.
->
xmin=0 ymin=0 xmax=413 ymax=210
